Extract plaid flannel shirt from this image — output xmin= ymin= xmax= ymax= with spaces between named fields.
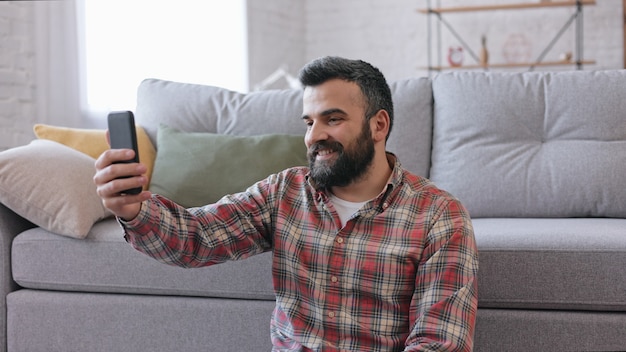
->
xmin=121 ymin=155 xmax=478 ymax=351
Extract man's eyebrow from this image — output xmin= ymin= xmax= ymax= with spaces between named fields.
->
xmin=301 ymin=108 xmax=347 ymax=120
xmin=321 ymin=108 xmax=346 ymax=116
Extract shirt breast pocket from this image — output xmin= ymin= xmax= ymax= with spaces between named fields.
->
xmin=348 ymin=257 xmax=415 ymax=337
xmin=357 ymin=255 xmax=415 ymax=308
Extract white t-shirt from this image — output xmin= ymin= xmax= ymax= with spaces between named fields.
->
xmin=329 ymin=194 xmax=368 ymax=227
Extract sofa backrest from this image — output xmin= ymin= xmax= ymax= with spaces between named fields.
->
xmin=134 ymin=79 xmax=305 ymax=140
xmin=430 ymin=70 xmax=626 ymax=218
xmin=134 ymin=77 xmax=433 ymax=177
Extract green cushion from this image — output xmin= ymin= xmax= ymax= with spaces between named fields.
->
xmin=149 ymin=125 xmax=308 ymax=207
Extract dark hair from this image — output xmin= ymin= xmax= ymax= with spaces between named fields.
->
xmin=298 ymin=56 xmax=394 ymax=141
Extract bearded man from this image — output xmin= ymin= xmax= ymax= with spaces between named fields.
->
xmin=94 ymin=56 xmax=478 ymax=352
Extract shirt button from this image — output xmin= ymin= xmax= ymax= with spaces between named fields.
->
xmin=331 ymin=276 xmax=338 ymax=283
xmin=336 ymin=237 xmax=344 ymax=244
xmin=328 ymin=311 xmax=335 ymax=318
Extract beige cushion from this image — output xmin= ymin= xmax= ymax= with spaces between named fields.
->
xmin=0 ymin=140 xmax=111 ymax=239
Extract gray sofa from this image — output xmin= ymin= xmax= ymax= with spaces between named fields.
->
xmin=1 ymin=70 xmax=626 ymax=351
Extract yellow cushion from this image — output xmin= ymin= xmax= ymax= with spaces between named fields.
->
xmin=33 ymin=124 xmax=156 ymax=188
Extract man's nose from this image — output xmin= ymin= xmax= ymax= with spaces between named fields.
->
xmin=305 ymin=121 xmax=329 ymax=146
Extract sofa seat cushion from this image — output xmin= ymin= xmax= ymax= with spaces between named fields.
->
xmin=474 ymin=218 xmax=626 ymax=311
xmin=14 ymin=217 xmax=626 ymax=312
xmin=11 ymin=219 xmax=275 ymax=300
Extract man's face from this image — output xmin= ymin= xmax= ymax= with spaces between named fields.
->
xmin=302 ymin=79 xmax=375 ymax=189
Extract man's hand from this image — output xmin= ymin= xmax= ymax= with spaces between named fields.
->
xmin=93 ymin=148 xmax=151 ymax=221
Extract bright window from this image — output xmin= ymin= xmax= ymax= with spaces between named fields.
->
xmin=82 ymin=0 xmax=248 ymax=112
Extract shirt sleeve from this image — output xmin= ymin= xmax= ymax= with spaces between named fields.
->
xmin=404 ymin=198 xmax=479 ymax=352
xmin=119 ymin=190 xmax=273 ymax=268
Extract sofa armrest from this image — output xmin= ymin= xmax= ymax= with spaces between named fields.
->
xmin=0 ymin=203 xmax=34 ymax=291
xmin=0 ymin=202 xmax=35 ymax=351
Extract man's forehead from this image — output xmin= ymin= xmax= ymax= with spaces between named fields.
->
xmin=302 ymin=79 xmax=363 ymax=105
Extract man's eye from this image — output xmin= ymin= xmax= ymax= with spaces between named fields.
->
xmin=329 ymin=117 xmax=341 ymax=124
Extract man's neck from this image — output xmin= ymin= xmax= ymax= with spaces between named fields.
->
xmin=330 ymin=152 xmax=393 ymax=202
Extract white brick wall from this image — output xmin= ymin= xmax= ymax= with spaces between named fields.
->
xmin=303 ymin=0 xmax=423 ymax=82
xmin=1 ymin=1 xmax=624 ymax=150
xmin=247 ymin=0 xmax=306 ymax=90
xmin=303 ymin=0 xmax=624 ymax=80
xmin=0 ymin=2 xmax=36 ymax=151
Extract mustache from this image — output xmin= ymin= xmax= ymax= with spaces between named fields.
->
xmin=308 ymin=141 xmax=343 ymax=154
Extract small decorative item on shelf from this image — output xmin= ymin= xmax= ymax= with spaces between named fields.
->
xmin=502 ymin=33 xmax=532 ymax=64
xmin=479 ymin=35 xmax=489 ymax=67
xmin=559 ymin=52 xmax=573 ymax=63
xmin=447 ymin=46 xmax=464 ymax=67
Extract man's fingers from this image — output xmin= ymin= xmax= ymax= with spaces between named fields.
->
xmin=94 ymin=149 xmax=136 ymax=170
xmin=95 ymin=175 xmax=146 ymax=198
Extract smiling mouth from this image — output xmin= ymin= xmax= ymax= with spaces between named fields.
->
xmin=316 ymin=148 xmax=334 ymax=157
xmin=310 ymin=142 xmax=342 ymax=161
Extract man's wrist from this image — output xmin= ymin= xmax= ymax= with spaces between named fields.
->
xmin=117 ymin=201 xmax=145 ymax=224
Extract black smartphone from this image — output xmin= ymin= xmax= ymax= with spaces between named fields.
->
xmin=107 ymin=110 xmax=142 ymax=195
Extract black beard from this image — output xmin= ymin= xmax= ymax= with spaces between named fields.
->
xmin=308 ymin=123 xmax=375 ymax=189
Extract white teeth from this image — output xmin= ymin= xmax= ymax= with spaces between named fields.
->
xmin=317 ymin=149 xmax=332 ymax=156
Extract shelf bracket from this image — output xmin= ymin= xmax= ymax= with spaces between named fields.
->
xmin=530 ymin=3 xmax=582 ymax=71
xmin=434 ymin=13 xmax=481 ymax=64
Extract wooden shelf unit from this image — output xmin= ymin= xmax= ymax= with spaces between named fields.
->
xmin=425 ymin=59 xmax=596 ymax=71
xmin=419 ymin=1 xmax=596 ymax=74
xmin=418 ymin=1 xmax=596 ymax=14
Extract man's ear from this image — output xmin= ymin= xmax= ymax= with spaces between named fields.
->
xmin=370 ymin=109 xmax=390 ymax=143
